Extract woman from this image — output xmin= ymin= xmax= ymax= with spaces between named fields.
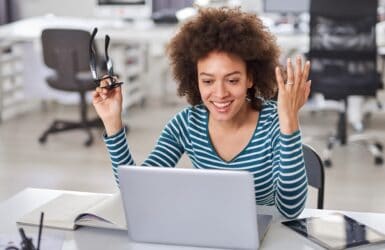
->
xmin=93 ymin=7 xmax=311 ymax=219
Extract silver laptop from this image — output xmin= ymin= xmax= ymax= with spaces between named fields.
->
xmin=118 ymin=166 xmax=272 ymax=250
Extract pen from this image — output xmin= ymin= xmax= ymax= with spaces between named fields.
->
xmin=37 ymin=212 xmax=44 ymax=250
xmin=36 ymin=212 xmax=44 ymax=250
xmin=19 ymin=228 xmax=36 ymax=250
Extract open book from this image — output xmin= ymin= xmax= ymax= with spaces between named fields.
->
xmin=17 ymin=192 xmax=127 ymax=231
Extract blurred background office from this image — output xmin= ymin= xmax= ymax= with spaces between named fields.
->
xmin=1 ymin=0 xmax=385 ymax=213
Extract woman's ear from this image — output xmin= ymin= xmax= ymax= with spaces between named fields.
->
xmin=247 ymin=79 xmax=253 ymax=89
xmin=246 ymin=73 xmax=253 ymax=88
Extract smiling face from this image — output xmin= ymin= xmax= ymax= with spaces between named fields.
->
xmin=197 ymin=51 xmax=253 ymax=123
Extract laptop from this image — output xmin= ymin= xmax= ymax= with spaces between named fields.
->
xmin=118 ymin=166 xmax=272 ymax=250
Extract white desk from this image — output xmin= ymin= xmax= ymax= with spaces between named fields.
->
xmin=2 ymin=188 xmax=385 ymax=250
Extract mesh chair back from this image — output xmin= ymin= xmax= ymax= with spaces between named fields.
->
xmin=41 ymin=29 xmax=95 ymax=91
xmin=309 ymin=0 xmax=381 ymax=100
xmin=303 ymin=144 xmax=325 ymax=209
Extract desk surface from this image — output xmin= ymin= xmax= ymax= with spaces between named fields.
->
xmin=1 ymin=188 xmax=385 ymax=250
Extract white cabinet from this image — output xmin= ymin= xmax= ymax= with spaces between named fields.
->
xmin=0 ymin=41 xmax=27 ymax=122
xmin=111 ymin=42 xmax=146 ymax=111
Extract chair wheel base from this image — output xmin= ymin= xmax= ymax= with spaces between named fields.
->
xmin=84 ymin=139 xmax=93 ymax=147
xmin=375 ymin=142 xmax=383 ymax=151
xmin=324 ymin=159 xmax=332 ymax=168
xmin=375 ymin=157 xmax=383 ymax=165
xmin=38 ymin=136 xmax=47 ymax=144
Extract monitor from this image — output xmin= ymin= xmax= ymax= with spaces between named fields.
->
xmin=151 ymin=0 xmax=194 ymax=23
xmin=152 ymin=0 xmax=193 ymax=14
xmin=95 ymin=0 xmax=152 ymax=20
xmin=263 ymin=0 xmax=309 ymax=14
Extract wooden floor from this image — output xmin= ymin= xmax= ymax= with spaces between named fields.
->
xmin=1 ymin=97 xmax=385 ymax=213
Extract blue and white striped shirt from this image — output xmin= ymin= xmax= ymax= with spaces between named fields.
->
xmin=104 ymin=101 xmax=307 ymax=218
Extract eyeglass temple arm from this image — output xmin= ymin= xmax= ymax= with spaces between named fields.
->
xmin=89 ymin=27 xmax=98 ymax=80
xmin=105 ymin=35 xmax=114 ymax=76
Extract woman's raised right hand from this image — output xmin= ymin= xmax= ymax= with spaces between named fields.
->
xmin=92 ymin=76 xmax=123 ymax=136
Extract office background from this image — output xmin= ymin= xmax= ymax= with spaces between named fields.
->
xmin=1 ymin=0 xmax=385 ymax=215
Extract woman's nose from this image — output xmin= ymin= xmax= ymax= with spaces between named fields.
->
xmin=214 ymin=82 xmax=228 ymax=98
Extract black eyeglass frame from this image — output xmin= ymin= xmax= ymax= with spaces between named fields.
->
xmin=89 ymin=27 xmax=123 ymax=90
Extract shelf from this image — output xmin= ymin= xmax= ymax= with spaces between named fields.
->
xmin=0 ymin=53 xmax=22 ymax=63
xmin=0 ymin=42 xmax=26 ymax=122
xmin=112 ymin=42 xmax=146 ymax=111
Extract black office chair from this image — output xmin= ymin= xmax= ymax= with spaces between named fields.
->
xmin=303 ymin=144 xmax=325 ymax=209
xmin=38 ymin=29 xmax=103 ymax=146
xmin=308 ymin=0 xmax=383 ymax=167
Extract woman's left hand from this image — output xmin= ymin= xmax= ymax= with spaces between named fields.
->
xmin=275 ymin=56 xmax=311 ymax=134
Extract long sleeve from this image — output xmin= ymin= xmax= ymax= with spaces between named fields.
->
xmin=104 ymin=111 xmax=187 ymax=185
xmin=271 ymin=126 xmax=308 ymax=219
xmin=104 ymin=127 xmax=134 ymax=185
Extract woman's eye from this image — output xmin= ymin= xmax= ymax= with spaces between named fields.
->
xmin=202 ymin=80 xmax=213 ymax=84
xmin=227 ymin=79 xmax=239 ymax=84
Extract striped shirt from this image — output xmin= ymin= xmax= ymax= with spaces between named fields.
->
xmin=104 ymin=101 xmax=307 ymax=219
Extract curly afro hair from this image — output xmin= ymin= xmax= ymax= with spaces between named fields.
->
xmin=166 ymin=7 xmax=281 ymax=111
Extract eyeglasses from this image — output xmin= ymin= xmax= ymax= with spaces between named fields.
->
xmin=89 ymin=27 xmax=123 ymax=90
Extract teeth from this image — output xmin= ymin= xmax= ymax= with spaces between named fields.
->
xmin=213 ymin=102 xmax=231 ymax=108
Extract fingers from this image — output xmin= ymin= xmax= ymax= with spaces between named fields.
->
xmin=278 ymin=56 xmax=311 ymax=94
xmin=294 ymin=56 xmax=302 ymax=88
xmin=94 ymin=84 xmax=109 ymax=101
xmin=100 ymin=75 xmax=112 ymax=88
xmin=93 ymin=76 xmax=122 ymax=103
xmin=286 ymin=58 xmax=294 ymax=86
xmin=301 ymin=61 xmax=311 ymax=85
xmin=97 ymin=75 xmax=121 ymax=92
xmin=99 ymin=75 xmax=121 ymax=87
xmin=275 ymin=67 xmax=285 ymax=91
xmin=92 ymin=90 xmax=104 ymax=104
xmin=286 ymin=55 xmax=311 ymax=84
xmin=305 ymin=80 xmax=312 ymax=99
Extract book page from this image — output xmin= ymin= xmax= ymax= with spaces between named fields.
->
xmin=17 ymin=193 xmax=110 ymax=230
xmin=75 ymin=192 xmax=127 ymax=230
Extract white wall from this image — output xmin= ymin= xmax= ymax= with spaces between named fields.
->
xmin=16 ymin=0 xmax=95 ymax=18
xmin=241 ymin=0 xmax=262 ymax=14
xmin=16 ymin=0 xmax=262 ymax=19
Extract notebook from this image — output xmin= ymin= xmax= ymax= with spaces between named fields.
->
xmin=17 ymin=192 xmax=126 ymax=230
xmin=118 ymin=166 xmax=272 ymax=250
xmin=282 ymin=212 xmax=385 ymax=249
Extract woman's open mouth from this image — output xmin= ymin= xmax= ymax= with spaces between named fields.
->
xmin=212 ymin=101 xmax=232 ymax=113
